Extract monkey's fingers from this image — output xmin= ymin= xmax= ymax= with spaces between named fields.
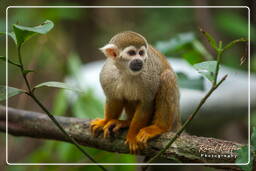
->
xmin=131 ymin=143 xmax=140 ymax=154
xmin=90 ymin=118 xmax=101 ymax=126
xmin=102 ymin=120 xmax=117 ymax=138
xmin=103 ymin=126 xmax=112 ymax=138
xmin=136 ymin=130 xmax=151 ymax=147
xmin=103 ymin=129 xmax=109 ymax=138
xmin=90 ymin=118 xmax=107 ymax=136
xmin=125 ymin=139 xmax=140 ymax=154
xmin=112 ymin=120 xmax=130 ymax=134
xmin=90 ymin=123 xmax=100 ymax=135
xmin=112 ymin=124 xmax=122 ymax=133
xmin=112 ymin=122 xmax=128 ymax=134
xmin=90 ymin=119 xmax=100 ymax=131
xmin=91 ymin=125 xmax=103 ymax=137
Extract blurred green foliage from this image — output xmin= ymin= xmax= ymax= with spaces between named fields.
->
xmin=176 ymin=72 xmax=204 ymax=91
xmin=156 ymin=32 xmax=213 ymax=64
xmin=215 ymin=11 xmax=255 ymax=40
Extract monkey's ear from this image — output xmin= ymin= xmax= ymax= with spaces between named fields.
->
xmin=99 ymin=44 xmax=119 ymax=59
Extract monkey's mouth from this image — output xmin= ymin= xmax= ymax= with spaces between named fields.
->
xmin=129 ymin=59 xmax=143 ymax=72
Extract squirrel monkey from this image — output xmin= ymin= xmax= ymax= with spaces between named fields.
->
xmin=90 ymin=31 xmax=181 ymax=153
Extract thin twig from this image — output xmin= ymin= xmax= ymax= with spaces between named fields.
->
xmin=17 ymin=45 xmax=32 ymax=92
xmin=142 ymin=75 xmax=227 ymax=170
xmin=213 ymin=42 xmax=223 ymax=86
xmin=16 ymin=45 xmax=107 ymax=171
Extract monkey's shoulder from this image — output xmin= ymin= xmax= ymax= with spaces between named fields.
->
xmin=148 ymin=45 xmax=171 ymax=70
xmin=99 ymin=59 xmax=119 ymax=85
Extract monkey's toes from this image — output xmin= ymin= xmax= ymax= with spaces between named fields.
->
xmin=125 ymin=138 xmax=142 ymax=154
xmin=91 ymin=125 xmax=102 ymax=136
xmin=90 ymin=118 xmax=107 ymax=136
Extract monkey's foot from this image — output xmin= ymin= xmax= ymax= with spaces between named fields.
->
xmin=125 ymin=137 xmax=141 ymax=154
xmin=90 ymin=118 xmax=108 ymax=136
xmin=103 ymin=119 xmax=130 ymax=138
xmin=136 ymin=125 xmax=165 ymax=145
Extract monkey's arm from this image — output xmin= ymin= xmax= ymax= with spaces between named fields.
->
xmin=136 ymin=69 xmax=180 ymax=144
xmin=91 ymin=99 xmax=124 ymax=137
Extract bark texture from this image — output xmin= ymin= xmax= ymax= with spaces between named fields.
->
xmin=0 ymin=106 xmax=245 ymax=170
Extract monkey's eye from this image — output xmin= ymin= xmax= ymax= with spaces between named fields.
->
xmin=127 ymin=50 xmax=136 ymax=56
xmin=139 ymin=50 xmax=144 ymax=56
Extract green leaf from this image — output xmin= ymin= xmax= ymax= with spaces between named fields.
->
xmin=193 ymin=61 xmax=217 ymax=82
xmin=0 ymin=56 xmax=21 ymax=67
xmin=8 ymin=32 xmax=17 ymax=44
xmin=236 ymin=146 xmax=252 ymax=171
xmin=0 ymin=31 xmax=18 ymax=44
xmin=34 ymin=81 xmax=81 ymax=92
xmin=192 ymin=40 xmax=213 ymax=60
xmin=155 ymin=32 xmax=213 ymax=63
xmin=200 ymin=28 xmax=217 ymax=50
xmin=177 ymin=72 xmax=204 ymax=91
xmin=0 ymin=85 xmax=25 ymax=101
xmin=155 ymin=32 xmax=196 ymax=54
xmin=223 ymin=38 xmax=247 ymax=52
xmin=23 ymin=69 xmax=34 ymax=76
xmin=182 ymin=49 xmax=204 ymax=65
xmin=13 ymin=20 xmax=54 ymax=45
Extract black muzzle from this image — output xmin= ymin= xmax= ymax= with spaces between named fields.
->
xmin=129 ymin=59 xmax=143 ymax=72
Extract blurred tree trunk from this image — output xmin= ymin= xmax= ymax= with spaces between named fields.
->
xmin=193 ymin=0 xmax=219 ymax=57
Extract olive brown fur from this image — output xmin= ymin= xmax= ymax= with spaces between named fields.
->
xmin=90 ymin=31 xmax=181 ymax=153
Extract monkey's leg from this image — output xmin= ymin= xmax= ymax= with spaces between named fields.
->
xmin=125 ymin=102 xmax=153 ymax=154
xmin=90 ymin=99 xmax=123 ymax=136
xmin=136 ymin=69 xmax=180 ymax=145
xmin=103 ymin=100 xmax=137 ymax=137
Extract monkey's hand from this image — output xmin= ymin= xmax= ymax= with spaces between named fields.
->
xmin=90 ymin=118 xmax=108 ymax=136
xmin=125 ymin=136 xmax=141 ymax=154
xmin=136 ymin=125 xmax=165 ymax=146
xmin=102 ymin=119 xmax=130 ymax=138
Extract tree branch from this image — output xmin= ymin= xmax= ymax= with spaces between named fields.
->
xmin=0 ymin=106 xmax=244 ymax=170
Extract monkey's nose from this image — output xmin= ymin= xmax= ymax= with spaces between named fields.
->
xmin=129 ymin=59 xmax=143 ymax=72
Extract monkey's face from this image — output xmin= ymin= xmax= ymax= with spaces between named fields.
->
xmin=100 ymin=44 xmax=148 ymax=75
xmin=119 ymin=45 xmax=147 ymax=75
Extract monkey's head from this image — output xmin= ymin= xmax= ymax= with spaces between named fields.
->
xmin=100 ymin=31 xmax=148 ymax=75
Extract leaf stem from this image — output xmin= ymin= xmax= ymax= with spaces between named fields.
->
xmin=213 ymin=42 xmax=223 ymax=86
xmin=0 ymin=57 xmax=22 ymax=68
xmin=17 ymin=45 xmax=32 ymax=92
xmin=17 ymin=44 xmax=107 ymax=171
